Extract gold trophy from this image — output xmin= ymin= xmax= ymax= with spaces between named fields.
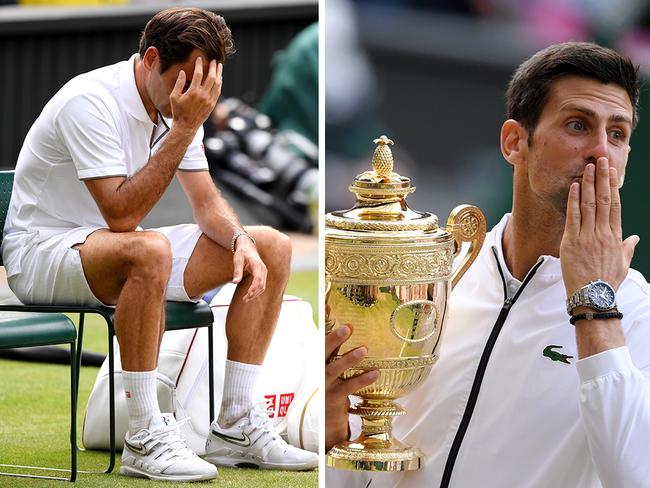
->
xmin=325 ymin=136 xmax=486 ymax=471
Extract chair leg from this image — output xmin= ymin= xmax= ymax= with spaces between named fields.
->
xmin=208 ymin=324 xmax=215 ymax=423
xmin=0 ymin=341 xmax=79 ymax=482
xmin=74 ymin=312 xmax=117 ymax=475
xmin=74 ymin=314 xmax=84 ymax=456
xmin=75 ymin=313 xmax=84 ymax=403
xmin=69 ymin=340 xmax=78 ymax=482
xmin=107 ymin=323 xmax=116 ymax=474
xmin=82 ymin=313 xmax=117 ymax=474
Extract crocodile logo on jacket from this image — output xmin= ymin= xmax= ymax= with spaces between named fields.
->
xmin=543 ymin=344 xmax=573 ymax=364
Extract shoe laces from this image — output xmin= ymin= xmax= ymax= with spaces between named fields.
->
xmin=244 ymin=401 xmax=289 ymax=454
xmin=147 ymin=418 xmax=196 ymax=461
xmin=249 ymin=400 xmax=276 ymax=429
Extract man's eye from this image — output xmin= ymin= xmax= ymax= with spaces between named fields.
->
xmin=567 ymin=121 xmax=584 ymax=131
xmin=609 ymin=129 xmax=625 ymax=140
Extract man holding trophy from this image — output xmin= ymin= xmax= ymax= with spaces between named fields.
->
xmin=326 ymin=42 xmax=650 ymax=487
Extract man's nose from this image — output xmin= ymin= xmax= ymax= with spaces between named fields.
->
xmin=585 ymin=129 xmax=609 ymax=163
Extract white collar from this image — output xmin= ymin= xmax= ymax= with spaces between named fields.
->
xmin=488 ymin=213 xmax=563 ymax=284
xmin=119 ymin=53 xmax=155 ymax=126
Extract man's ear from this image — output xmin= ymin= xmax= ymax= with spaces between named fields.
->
xmin=142 ymin=46 xmax=160 ymax=72
xmin=500 ymin=119 xmax=529 ymax=168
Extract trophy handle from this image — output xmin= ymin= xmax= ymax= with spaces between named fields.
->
xmin=446 ymin=204 xmax=486 ymax=290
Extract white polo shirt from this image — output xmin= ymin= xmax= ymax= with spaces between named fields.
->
xmin=2 ymin=54 xmax=208 ymax=278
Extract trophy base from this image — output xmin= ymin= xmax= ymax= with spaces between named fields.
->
xmin=327 ymin=438 xmax=423 ymax=472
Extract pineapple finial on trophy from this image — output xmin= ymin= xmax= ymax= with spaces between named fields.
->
xmin=372 ymin=135 xmax=394 ymax=180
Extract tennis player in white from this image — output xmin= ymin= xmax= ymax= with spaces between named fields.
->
xmin=2 ymin=7 xmax=317 ymax=482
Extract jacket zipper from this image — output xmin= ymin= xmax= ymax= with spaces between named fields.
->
xmin=439 ymin=246 xmax=544 ymax=488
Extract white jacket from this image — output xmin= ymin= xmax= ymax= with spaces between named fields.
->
xmin=327 ymin=214 xmax=650 ymax=488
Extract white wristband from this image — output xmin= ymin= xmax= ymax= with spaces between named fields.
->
xmin=231 ymin=231 xmax=256 ymax=253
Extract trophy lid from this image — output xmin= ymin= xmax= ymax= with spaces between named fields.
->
xmin=326 ymin=136 xmax=439 ymax=232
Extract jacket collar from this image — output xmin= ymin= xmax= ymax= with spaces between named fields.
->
xmin=488 ymin=213 xmax=562 ymax=283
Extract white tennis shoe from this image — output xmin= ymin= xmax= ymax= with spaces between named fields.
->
xmin=120 ymin=413 xmax=218 ymax=482
xmin=203 ymin=403 xmax=318 ymax=470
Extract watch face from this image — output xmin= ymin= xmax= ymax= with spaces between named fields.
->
xmin=588 ymin=281 xmax=616 ymax=310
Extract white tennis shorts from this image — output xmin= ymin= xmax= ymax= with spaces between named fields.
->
xmin=7 ymin=224 xmax=204 ymax=306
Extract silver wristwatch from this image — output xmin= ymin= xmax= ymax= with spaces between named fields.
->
xmin=566 ymin=279 xmax=617 ymax=315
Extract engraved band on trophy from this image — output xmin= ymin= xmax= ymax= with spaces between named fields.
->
xmin=325 ymin=135 xmax=486 ymax=472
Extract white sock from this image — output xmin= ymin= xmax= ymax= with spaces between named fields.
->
xmin=217 ymin=359 xmax=262 ymax=427
xmin=122 ymin=369 xmax=161 ymax=435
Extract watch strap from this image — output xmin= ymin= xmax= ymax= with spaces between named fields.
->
xmin=566 ymin=288 xmax=586 ymax=315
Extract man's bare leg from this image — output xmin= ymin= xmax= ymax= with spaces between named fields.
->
xmin=77 ymin=229 xmax=172 ymax=433
xmin=183 ymin=225 xmax=292 ymax=364
xmin=183 ymin=225 xmax=291 ymax=426
xmin=189 ymin=225 xmax=318 ymax=470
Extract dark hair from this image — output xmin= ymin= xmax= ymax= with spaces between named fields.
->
xmin=139 ymin=7 xmax=235 ymax=73
xmin=506 ymin=42 xmax=640 ymax=140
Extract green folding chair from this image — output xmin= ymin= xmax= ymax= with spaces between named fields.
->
xmin=0 ymin=170 xmax=216 ymax=477
xmin=0 ymin=312 xmax=78 ymax=481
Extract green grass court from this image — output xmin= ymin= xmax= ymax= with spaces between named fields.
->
xmin=0 ymin=270 xmax=319 ymax=487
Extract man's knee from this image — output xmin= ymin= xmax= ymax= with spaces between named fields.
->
xmin=124 ymin=231 xmax=173 ymax=280
xmin=254 ymin=226 xmax=292 ymax=280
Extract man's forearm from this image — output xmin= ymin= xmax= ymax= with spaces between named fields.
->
xmin=574 ymin=312 xmax=626 ymax=359
xmin=109 ymin=126 xmax=196 ymax=230
xmin=193 ymin=186 xmax=246 ymax=249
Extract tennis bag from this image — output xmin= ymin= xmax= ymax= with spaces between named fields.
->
xmin=82 ymin=284 xmax=320 ymax=455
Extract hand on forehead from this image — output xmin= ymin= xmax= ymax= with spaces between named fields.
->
xmin=176 ymin=52 xmax=219 ymax=90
